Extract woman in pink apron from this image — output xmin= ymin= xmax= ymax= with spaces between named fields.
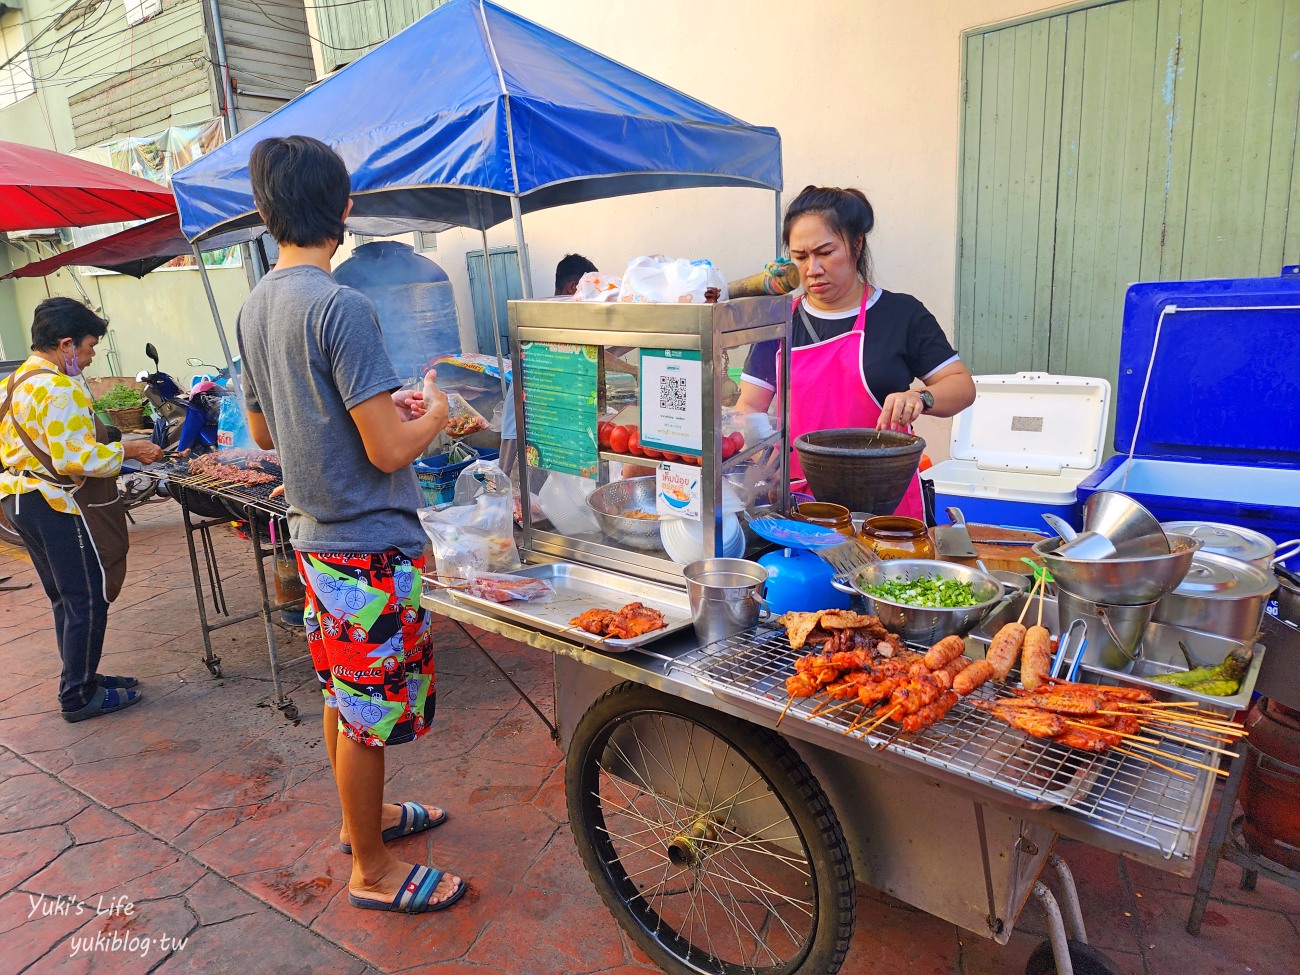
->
xmin=737 ymin=186 xmax=976 ymax=521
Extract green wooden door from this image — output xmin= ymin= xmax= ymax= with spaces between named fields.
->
xmin=957 ymin=0 xmax=1300 ymax=381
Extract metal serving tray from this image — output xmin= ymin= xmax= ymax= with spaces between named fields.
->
xmin=446 ymin=561 xmax=693 ymax=651
xmin=971 ymin=594 xmax=1266 ymax=712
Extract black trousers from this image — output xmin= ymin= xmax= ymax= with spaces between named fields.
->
xmin=2 ymin=491 xmax=109 ymax=711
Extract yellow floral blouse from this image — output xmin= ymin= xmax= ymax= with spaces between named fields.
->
xmin=0 ymin=355 xmax=124 ymax=515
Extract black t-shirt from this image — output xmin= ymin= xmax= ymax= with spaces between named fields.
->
xmin=742 ymin=289 xmax=960 ymax=402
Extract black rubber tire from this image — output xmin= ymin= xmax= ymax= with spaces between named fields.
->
xmin=566 ymin=681 xmax=855 ymax=975
xmin=205 ymin=659 xmax=223 ymax=678
xmin=1025 ymin=939 xmax=1123 ymax=975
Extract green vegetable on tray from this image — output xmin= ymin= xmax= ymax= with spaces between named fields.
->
xmin=864 ymin=575 xmax=980 ymax=609
xmin=1151 ymin=644 xmax=1252 ymax=697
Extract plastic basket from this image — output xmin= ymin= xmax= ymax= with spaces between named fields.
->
xmin=412 ymin=447 xmax=498 ymax=506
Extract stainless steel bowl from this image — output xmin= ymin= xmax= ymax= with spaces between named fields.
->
xmin=1082 ymin=491 xmax=1170 ymax=557
xmin=840 ymin=559 xmax=1006 ymax=645
xmin=1033 ymin=533 xmax=1201 ymax=605
xmin=586 ymin=477 xmax=664 ymax=551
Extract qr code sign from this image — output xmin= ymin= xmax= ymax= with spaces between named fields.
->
xmin=659 ymin=376 xmax=688 ymax=412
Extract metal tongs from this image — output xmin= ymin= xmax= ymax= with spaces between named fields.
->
xmin=1050 ymin=618 xmax=1089 ymax=682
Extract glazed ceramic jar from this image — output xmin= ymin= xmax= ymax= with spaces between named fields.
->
xmin=858 ymin=516 xmax=936 ymax=561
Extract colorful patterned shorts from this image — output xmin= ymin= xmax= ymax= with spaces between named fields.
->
xmin=296 ymin=549 xmax=435 ymax=747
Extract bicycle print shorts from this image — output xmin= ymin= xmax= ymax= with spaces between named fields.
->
xmin=295 ymin=549 xmax=435 ymax=747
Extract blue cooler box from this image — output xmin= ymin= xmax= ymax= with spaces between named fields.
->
xmin=1077 ymin=271 xmax=1300 ymax=543
xmin=922 ymin=372 xmax=1110 ymax=532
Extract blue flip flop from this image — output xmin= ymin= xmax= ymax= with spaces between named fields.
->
xmin=349 ymin=864 xmax=467 ymax=914
xmin=339 ymin=801 xmax=447 ymax=854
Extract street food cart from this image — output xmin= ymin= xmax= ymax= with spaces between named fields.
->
xmin=418 ymin=298 xmax=1244 ymax=975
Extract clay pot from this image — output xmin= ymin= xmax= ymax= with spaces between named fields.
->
xmin=793 ymin=428 xmax=924 ymax=514
xmin=1240 ymin=700 xmax=1300 ymax=870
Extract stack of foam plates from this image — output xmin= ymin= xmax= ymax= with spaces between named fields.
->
xmin=661 ymin=513 xmax=745 ymax=563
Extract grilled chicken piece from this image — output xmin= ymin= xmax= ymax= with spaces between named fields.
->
xmin=997 ymin=690 xmax=1100 ymax=715
xmin=970 ymin=699 xmax=1066 ymax=738
xmin=571 ymin=608 xmax=618 ymax=635
xmin=1051 ymin=726 xmax=1121 ymax=752
xmin=606 ymin=602 xmax=666 ymax=639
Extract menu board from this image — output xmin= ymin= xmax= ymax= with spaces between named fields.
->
xmin=639 ymin=349 xmax=702 ymax=456
xmin=520 ymin=341 xmax=600 ymax=479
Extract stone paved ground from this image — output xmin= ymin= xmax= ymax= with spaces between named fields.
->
xmin=0 ymin=502 xmax=1296 ymax=974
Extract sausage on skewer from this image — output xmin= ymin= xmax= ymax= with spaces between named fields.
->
xmin=953 ymin=659 xmax=994 ymax=696
xmin=923 ymin=634 xmax=966 ymax=671
xmin=986 ymin=622 xmax=1027 ymax=680
xmin=1020 ymin=625 xmax=1053 ymax=690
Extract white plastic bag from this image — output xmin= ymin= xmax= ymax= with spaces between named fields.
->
xmin=573 ymin=272 xmax=622 ymax=302
xmin=619 ymin=256 xmax=728 ymax=304
xmin=418 ymin=459 xmax=521 ymax=575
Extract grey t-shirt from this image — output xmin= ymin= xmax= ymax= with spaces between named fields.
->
xmin=236 ymin=265 xmax=425 ymax=557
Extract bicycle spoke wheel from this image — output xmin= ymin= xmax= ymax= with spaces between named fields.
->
xmin=567 ymin=682 xmax=854 ymax=975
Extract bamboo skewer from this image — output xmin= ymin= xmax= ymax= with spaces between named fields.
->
xmin=814 ymin=697 xmax=862 ymax=719
xmin=775 ymin=694 xmax=800 ymax=727
xmin=1135 ymin=718 xmax=1241 ymax=744
xmin=1115 ymin=747 xmax=1196 ymax=782
xmin=860 ymin=705 xmax=899 ymax=738
xmin=1135 ymin=727 xmax=1240 ymax=759
xmin=1122 ymin=740 xmax=1227 ymax=777
xmin=844 ymin=705 xmax=872 ymax=735
xmin=1036 ymin=577 xmax=1045 ymax=628
xmin=1017 ymin=573 xmax=1045 ymax=626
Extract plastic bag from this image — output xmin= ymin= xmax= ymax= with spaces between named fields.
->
xmin=444 ymin=391 xmax=490 ymax=438
xmin=619 ymin=256 xmax=729 ymax=304
xmin=217 ymin=394 xmax=256 ymax=449
xmin=418 ymin=459 xmax=520 ymax=576
xmin=573 ymin=272 xmax=622 ymax=302
xmin=460 ymin=571 xmax=552 ymax=603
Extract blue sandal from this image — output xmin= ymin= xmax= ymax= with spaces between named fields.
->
xmin=339 ymin=801 xmax=447 ymax=854
xmin=349 ymin=864 xmax=466 ymax=914
xmin=97 ymin=675 xmax=139 ymax=689
xmin=62 ymin=685 xmax=142 ymax=723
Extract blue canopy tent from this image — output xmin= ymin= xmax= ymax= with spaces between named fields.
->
xmin=170 ymin=0 xmax=782 ymax=389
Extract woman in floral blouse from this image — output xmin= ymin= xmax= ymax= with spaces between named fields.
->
xmin=0 ymin=298 xmax=162 ymax=722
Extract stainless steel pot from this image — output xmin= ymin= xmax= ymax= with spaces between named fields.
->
xmin=1152 ymin=551 xmax=1277 ymax=643
xmin=1161 ymin=521 xmax=1300 ymax=572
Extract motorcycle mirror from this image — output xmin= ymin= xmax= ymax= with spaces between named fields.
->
xmin=185 ymin=357 xmax=204 ymax=367
xmin=135 ymin=370 xmax=150 ymax=382
xmin=145 ymin=343 xmax=160 ymax=368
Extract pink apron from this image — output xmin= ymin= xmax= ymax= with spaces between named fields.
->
xmin=785 ymin=289 xmax=925 ymax=521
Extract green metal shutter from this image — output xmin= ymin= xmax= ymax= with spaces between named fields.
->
xmin=958 ymin=0 xmax=1300 ymax=381
xmin=467 ymin=247 xmax=525 ymax=357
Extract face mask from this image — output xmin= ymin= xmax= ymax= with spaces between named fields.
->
xmin=62 ymin=350 xmax=82 ymax=377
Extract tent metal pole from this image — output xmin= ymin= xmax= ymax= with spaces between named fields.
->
xmin=193 ymin=243 xmax=237 ymax=376
xmin=774 ymin=189 xmax=781 ymax=256
xmin=510 ymin=196 xmax=532 ymax=299
xmin=479 ymin=228 xmax=509 ymax=404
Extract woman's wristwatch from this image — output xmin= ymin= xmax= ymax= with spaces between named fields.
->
xmin=917 ymin=389 xmax=935 ymax=414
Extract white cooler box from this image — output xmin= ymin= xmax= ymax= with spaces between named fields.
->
xmin=922 ymin=372 xmax=1110 ymax=531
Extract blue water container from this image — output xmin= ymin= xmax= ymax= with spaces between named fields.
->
xmin=334 ymin=241 xmax=462 ymax=384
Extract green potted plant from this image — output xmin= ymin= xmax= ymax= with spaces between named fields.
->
xmin=96 ymin=382 xmax=147 ymax=431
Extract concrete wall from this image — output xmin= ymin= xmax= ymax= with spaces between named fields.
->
xmin=318 ymin=0 xmax=1075 ymax=460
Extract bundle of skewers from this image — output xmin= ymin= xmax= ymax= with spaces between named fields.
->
xmin=773 ymin=574 xmax=1246 ymax=778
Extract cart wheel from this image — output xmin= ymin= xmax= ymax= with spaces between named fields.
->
xmin=280 ymin=704 xmax=299 ymax=722
xmin=205 ymin=658 xmax=223 ymax=678
xmin=566 ymin=682 xmax=855 ymax=975
xmin=1026 ymin=939 xmax=1123 ymax=975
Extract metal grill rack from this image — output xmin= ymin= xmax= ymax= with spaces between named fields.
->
xmin=673 ymin=625 xmax=1224 ymax=860
xmin=136 ymin=459 xmax=305 ymax=720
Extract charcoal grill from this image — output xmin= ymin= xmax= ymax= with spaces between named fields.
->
xmin=136 ymin=457 xmax=305 ymax=720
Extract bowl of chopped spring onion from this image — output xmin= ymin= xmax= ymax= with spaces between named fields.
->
xmin=840 ymin=559 xmax=1007 ymax=645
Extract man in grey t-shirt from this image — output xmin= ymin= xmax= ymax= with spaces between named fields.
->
xmin=239 ymin=135 xmax=465 ymax=915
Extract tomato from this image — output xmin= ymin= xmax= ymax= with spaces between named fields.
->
xmin=728 ymin=431 xmax=746 ymax=452
xmin=597 ymin=421 xmax=614 ymax=449
xmin=628 ymin=431 xmax=644 ymax=456
xmin=721 ymin=439 xmax=737 ymax=460
xmin=642 ymin=446 xmax=662 ymax=460
xmin=609 ymin=425 xmax=630 ymax=455
xmin=661 ymin=451 xmax=678 ymax=463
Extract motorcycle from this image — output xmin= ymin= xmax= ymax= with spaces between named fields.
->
xmin=120 ymin=343 xmax=232 ymax=509
xmin=137 ymin=342 xmax=229 ymax=454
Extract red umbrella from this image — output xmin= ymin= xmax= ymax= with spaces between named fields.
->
xmin=0 ymin=140 xmax=176 ymax=232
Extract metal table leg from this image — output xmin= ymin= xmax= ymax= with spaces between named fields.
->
xmin=244 ymin=509 xmax=298 ymax=722
xmin=177 ymin=494 xmax=223 ymax=678
xmin=1187 ymin=733 xmax=1249 ymax=935
xmin=451 ymin=618 xmax=557 ymax=740
xmin=1032 ymin=882 xmax=1077 ymax=975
